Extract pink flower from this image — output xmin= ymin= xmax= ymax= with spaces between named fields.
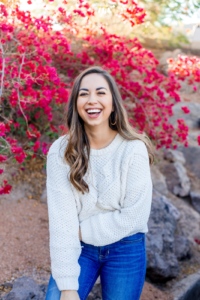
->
xmin=42 ymin=142 xmax=49 ymax=155
xmin=194 ymin=238 xmax=200 ymax=245
xmin=14 ymin=122 xmax=20 ymax=128
xmin=14 ymin=82 xmax=20 ymax=88
xmin=181 ymin=106 xmax=190 ymax=114
xmin=0 ymin=122 xmax=6 ymax=137
xmin=0 ymin=155 xmax=7 ymax=162
xmin=59 ymin=125 xmax=68 ymax=134
xmin=15 ymin=153 xmax=27 ymax=163
xmin=33 ymin=141 xmax=40 ymax=152
xmin=197 ymin=135 xmax=200 ymax=146
xmin=34 ymin=112 xmax=40 ymax=119
xmin=11 ymin=146 xmax=23 ymax=154
xmin=0 ymin=180 xmax=12 ymax=195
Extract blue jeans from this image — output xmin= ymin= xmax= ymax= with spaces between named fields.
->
xmin=45 ymin=232 xmax=146 ymax=300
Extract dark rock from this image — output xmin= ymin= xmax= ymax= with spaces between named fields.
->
xmin=190 ymin=190 xmax=200 ymax=214
xmin=1 ymin=277 xmax=47 ymax=300
xmin=38 ymin=284 xmax=48 ymax=297
xmin=174 ymin=235 xmax=191 ymax=261
xmin=170 ymin=271 xmax=200 ymax=300
xmin=146 ymin=189 xmax=180 ymax=282
xmin=0 ymin=283 xmax=13 ymax=290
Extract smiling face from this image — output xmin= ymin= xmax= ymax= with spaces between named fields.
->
xmin=77 ymin=73 xmax=114 ymax=130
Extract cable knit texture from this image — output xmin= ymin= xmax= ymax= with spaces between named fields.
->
xmin=46 ymin=132 xmax=153 ymax=291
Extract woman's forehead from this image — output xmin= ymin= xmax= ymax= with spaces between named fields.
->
xmin=80 ymin=73 xmax=109 ymax=89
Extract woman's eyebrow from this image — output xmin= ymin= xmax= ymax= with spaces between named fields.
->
xmin=79 ymin=87 xmax=107 ymax=91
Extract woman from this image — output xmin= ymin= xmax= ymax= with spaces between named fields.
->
xmin=45 ymin=66 xmax=155 ymax=300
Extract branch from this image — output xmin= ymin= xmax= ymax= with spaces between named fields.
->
xmin=16 ymin=51 xmax=28 ymax=128
xmin=0 ymin=113 xmax=10 ymax=123
xmin=0 ymin=42 xmax=5 ymax=104
xmin=0 ymin=136 xmax=11 ymax=149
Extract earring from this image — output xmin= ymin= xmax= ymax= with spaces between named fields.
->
xmin=110 ymin=112 xmax=117 ymax=125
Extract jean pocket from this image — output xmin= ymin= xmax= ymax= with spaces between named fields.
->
xmin=120 ymin=232 xmax=144 ymax=244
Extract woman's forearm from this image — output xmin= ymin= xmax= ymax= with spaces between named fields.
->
xmin=61 ymin=290 xmax=80 ymax=300
xmin=60 ymin=229 xmax=81 ymax=300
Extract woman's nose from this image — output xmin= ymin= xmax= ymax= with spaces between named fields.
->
xmin=87 ymin=94 xmax=98 ymax=104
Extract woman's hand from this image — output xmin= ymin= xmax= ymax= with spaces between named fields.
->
xmin=79 ymin=226 xmax=82 ymax=241
xmin=60 ymin=290 xmax=80 ymax=300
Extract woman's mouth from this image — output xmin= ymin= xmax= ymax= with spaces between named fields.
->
xmin=86 ymin=109 xmax=102 ymax=119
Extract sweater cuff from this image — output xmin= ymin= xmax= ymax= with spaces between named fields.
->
xmin=80 ymin=218 xmax=93 ymax=244
xmin=55 ymin=276 xmax=79 ymax=291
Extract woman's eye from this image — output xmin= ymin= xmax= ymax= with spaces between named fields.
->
xmin=79 ymin=92 xmax=105 ymax=96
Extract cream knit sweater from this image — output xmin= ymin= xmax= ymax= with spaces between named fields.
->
xmin=46 ymin=132 xmax=153 ymax=291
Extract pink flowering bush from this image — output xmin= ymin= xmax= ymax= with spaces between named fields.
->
xmin=0 ymin=0 xmax=199 ymax=195
xmin=167 ymin=55 xmax=200 ymax=94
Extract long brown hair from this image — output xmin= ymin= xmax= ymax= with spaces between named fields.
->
xmin=62 ymin=66 xmax=155 ymax=194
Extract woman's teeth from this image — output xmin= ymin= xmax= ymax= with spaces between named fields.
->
xmin=87 ymin=109 xmax=101 ymax=114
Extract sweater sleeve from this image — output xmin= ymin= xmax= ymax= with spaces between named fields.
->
xmin=46 ymin=151 xmax=82 ymax=291
xmin=80 ymin=148 xmax=153 ymax=246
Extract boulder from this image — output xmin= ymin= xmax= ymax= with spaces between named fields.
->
xmin=2 ymin=276 xmax=47 ymax=300
xmin=176 ymin=144 xmax=200 ymax=180
xmin=146 ymin=189 xmax=180 ymax=282
xmin=167 ymin=192 xmax=200 ymax=247
xmin=161 ymin=161 xmax=191 ymax=197
xmin=173 ymin=161 xmax=191 ymax=197
xmin=169 ymin=271 xmax=200 ymax=300
xmin=190 ymin=190 xmax=200 ymax=214
xmin=174 ymin=235 xmax=191 ymax=261
xmin=150 ymin=165 xmax=169 ymax=197
xmin=1 ymin=276 xmax=101 ymax=300
xmin=163 ymin=149 xmax=186 ymax=165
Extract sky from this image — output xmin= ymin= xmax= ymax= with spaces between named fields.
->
xmin=180 ymin=10 xmax=200 ymax=24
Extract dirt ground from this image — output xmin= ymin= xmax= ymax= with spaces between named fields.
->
xmin=0 ymin=194 xmax=174 ymax=300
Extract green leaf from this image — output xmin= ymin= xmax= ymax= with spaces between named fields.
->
xmin=16 ymin=117 xmax=27 ymax=126
xmin=45 ymin=131 xmax=52 ymax=136
xmin=26 ymin=151 xmax=34 ymax=156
